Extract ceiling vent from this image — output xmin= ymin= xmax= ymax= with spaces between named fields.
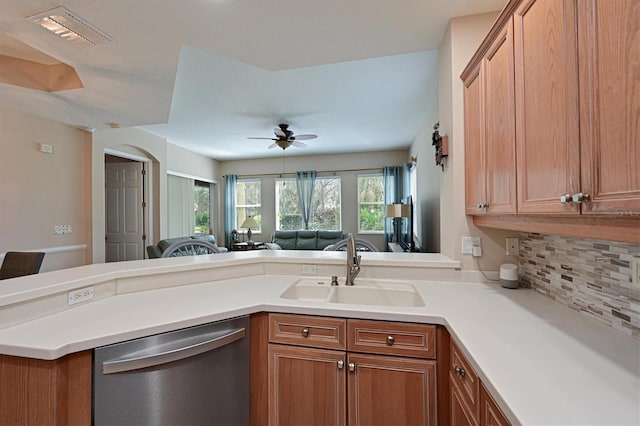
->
xmin=27 ymin=6 xmax=113 ymax=48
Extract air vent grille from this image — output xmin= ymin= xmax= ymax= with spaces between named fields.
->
xmin=27 ymin=6 xmax=113 ymax=48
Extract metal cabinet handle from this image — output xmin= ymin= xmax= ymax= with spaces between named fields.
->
xmin=454 ymin=365 xmax=466 ymax=378
xmin=337 ymin=360 xmax=344 ymax=369
xmin=302 ymin=328 xmax=309 ymax=337
xmin=386 ymin=335 xmax=395 ymax=346
xmin=560 ymin=193 xmax=572 ymax=204
xmin=571 ymin=193 xmax=590 ymax=203
xmin=102 ymin=328 xmax=245 ymax=374
xmin=348 ymin=362 xmax=356 ymax=372
xmin=476 ymin=203 xmax=488 ymax=209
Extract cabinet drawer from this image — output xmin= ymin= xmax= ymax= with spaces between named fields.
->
xmin=269 ymin=313 xmax=346 ymax=350
xmin=347 ymin=319 xmax=436 ymax=358
xmin=450 ymin=341 xmax=480 ymax=415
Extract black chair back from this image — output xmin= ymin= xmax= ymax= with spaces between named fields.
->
xmin=0 ymin=252 xmax=45 ymax=280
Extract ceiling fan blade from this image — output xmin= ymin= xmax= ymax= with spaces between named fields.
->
xmin=274 ymin=128 xmax=286 ymax=137
xmin=293 ymin=134 xmax=317 ymax=141
xmin=248 ymin=137 xmax=276 ymax=140
xmin=268 ymin=142 xmax=279 ymax=149
xmin=292 ymin=141 xmax=308 ymax=148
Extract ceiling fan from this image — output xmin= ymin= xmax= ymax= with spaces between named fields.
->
xmin=248 ymin=124 xmax=317 ymax=150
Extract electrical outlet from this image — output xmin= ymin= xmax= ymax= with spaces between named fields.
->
xmin=632 ymin=258 xmax=640 ymax=289
xmin=68 ymin=287 xmax=94 ymax=305
xmin=506 ymin=238 xmax=519 ymax=256
xmin=301 ymin=264 xmax=317 ymax=275
xmin=462 ymin=237 xmax=481 ymax=255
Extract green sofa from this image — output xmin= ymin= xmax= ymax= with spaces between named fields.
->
xmin=270 ymin=230 xmax=347 ymax=250
xmin=146 ymin=235 xmax=228 ymax=258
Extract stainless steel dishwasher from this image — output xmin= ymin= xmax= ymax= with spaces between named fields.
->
xmin=93 ymin=316 xmax=249 ymax=425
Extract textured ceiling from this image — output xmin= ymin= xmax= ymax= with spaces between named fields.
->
xmin=0 ymin=0 xmax=506 ymax=159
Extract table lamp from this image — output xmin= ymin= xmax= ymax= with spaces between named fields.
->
xmin=385 ymin=204 xmax=409 ymax=243
xmin=240 ymin=216 xmax=258 ymax=242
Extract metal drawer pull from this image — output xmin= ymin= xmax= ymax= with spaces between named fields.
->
xmin=560 ymin=193 xmax=572 ymax=204
xmin=302 ymin=328 xmax=309 ymax=337
xmin=102 ymin=328 xmax=245 ymax=374
xmin=572 ymin=193 xmax=590 ymax=203
xmin=455 ymin=365 xmax=466 ymax=378
xmin=337 ymin=360 xmax=344 ymax=369
xmin=386 ymin=335 xmax=395 ymax=346
xmin=348 ymin=362 xmax=356 ymax=372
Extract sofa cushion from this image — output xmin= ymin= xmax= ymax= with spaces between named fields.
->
xmin=317 ymin=230 xmax=346 ymax=250
xmin=272 ymin=231 xmax=297 ymax=250
xmin=296 ymin=231 xmax=318 ymax=250
xmin=191 ymin=234 xmax=217 ymax=245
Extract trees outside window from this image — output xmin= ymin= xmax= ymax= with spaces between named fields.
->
xmin=193 ymin=180 xmax=212 ymax=234
xmin=236 ymin=180 xmax=262 ymax=232
xmin=275 ymin=177 xmax=342 ymax=230
xmin=358 ymin=174 xmax=384 ymax=232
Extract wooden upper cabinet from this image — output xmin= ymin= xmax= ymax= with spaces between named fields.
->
xmin=514 ymin=0 xmax=581 ymax=214
xmin=483 ymin=18 xmax=517 ymax=214
xmin=464 ymin=19 xmax=517 ymax=216
xmin=464 ymin=64 xmax=487 ymax=215
xmin=577 ymin=0 xmax=640 ymax=214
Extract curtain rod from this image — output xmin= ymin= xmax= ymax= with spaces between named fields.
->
xmin=235 ymin=167 xmax=383 ymax=179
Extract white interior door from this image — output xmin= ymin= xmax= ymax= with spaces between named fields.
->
xmin=105 ymin=162 xmax=145 ymax=262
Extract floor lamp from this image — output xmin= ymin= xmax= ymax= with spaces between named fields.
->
xmin=385 ymin=204 xmax=409 ymax=244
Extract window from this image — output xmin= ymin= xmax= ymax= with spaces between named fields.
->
xmin=193 ymin=180 xmax=212 ymax=234
xmin=236 ymin=179 xmax=262 ymax=233
xmin=275 ymin=177 xmax=342 ymax=230
xmin=358 ymin=174 xmax=384 ymax=232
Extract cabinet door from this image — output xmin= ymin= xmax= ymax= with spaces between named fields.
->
xmin=464 ymin=64 xmax=487 ymax=215
xmin=578 ymin=0 xmax=640 ymax=214
xmin=514 ymin=0 xmax=581 ymax=214
xmin=480 ymin=383 xmax=510 ymax=426
xmin=347 ymin=353 xmax=437 ymax=426
xmin=268 ymin=344 xmax=346 ymax=426
xmin=451 ymin=374 xmax=479 ymax=426
xmin=484 ymin=18 xmax=517 ymax=214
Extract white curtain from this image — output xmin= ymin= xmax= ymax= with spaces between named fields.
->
xmin=167 ymin=174 xmax=195 ymax=238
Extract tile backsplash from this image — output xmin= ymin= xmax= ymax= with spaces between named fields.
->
xmin=519 ymin=233 xmax=640 ymax=338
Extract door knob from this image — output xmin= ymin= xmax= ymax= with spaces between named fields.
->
xmin=386 ymin=335 xmax=395 ymax=346
xmin=348 ymin=362 xmax=356 ymax=372
xmin=301 ymin=328 xmax=309 ymax=337
xmin=337 ymin=360 xmax=344 ymax=369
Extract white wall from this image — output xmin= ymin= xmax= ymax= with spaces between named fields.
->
xmin=219 ymin=150 xmax=408 ymax=250
xmin=0 ymin=107 xmax=91 ymax=271
xmin=167 ymin=143 xmax=220 ymax=182
xmin=438 ymin=12 xmax=519 ymax=271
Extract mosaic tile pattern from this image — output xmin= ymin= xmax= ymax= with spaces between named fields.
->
xmin=519 ymin=233 xmax=640 ymax=339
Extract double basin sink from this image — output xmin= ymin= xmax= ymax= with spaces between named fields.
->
xmin=280 ymin=277 xmax=425 ymax=307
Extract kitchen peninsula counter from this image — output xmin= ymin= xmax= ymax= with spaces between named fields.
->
xmin=0 ymin=251 xmax=638 ymax=425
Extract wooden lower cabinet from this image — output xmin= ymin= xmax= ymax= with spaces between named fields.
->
xmin=348 ymin=353 xmax=436 ymax=426
xmin=479 ymin=383 xmax=510 ymax=426
xmin=0 ymin=350 xmax=92 ymax=425
xmin=451 ymin=375 xmax=478 ymax=426
xmin=268 ymin=344 xmax=346 ymax=426
xmin=265 ymin=314 xmax=440 ymax=426
xmin=450 ymin=340 xmax=511 ymax=426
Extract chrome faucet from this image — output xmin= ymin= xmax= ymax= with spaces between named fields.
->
xmin=346 ymin=233 xmax=361 ymax=286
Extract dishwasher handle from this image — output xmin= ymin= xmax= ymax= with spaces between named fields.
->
xmin=102 ymin=327 xmax=246 ymax=374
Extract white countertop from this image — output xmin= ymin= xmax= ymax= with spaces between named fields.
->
xmin=0 ymin=251 xmax=638 ymax=425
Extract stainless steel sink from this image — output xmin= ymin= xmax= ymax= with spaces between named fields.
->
xmin=280 ymin=278 xmax=425 ymax=307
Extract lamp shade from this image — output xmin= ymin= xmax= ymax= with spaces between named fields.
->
xmin=385 ymin=204 xmax=409 ymax=218
xmin=240 ymin=216 xmax=258 ymax=229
